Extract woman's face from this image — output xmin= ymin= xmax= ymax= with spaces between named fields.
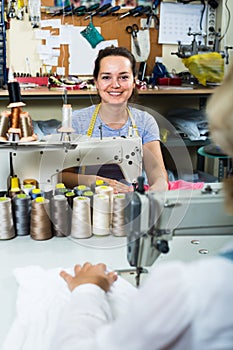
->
xmin=95 ymin=55 xmax=135 ymax=104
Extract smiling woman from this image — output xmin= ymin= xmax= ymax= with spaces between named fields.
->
xmin=60 ymin=46 xmax=168 ymax=194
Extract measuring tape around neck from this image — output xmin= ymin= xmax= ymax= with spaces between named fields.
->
xmin=86 ymin=103 xmax=139 ymax=137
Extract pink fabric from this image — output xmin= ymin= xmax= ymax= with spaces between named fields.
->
xmin=168 ymin=180 xmax=205 ymax=190
xmin=134 ymin=181 xmax=205 ymax=192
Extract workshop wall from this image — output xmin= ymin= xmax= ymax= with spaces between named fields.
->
xmin=4 ymin=0 xmax=232 ymax=122
xmin=6 ymin=5 xmax=187 ymax=78
xmin=7 ymin=0 xmax=232 ymax=80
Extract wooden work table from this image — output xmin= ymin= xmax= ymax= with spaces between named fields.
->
xmin=0 ymin=85 xmax=215 ymax=100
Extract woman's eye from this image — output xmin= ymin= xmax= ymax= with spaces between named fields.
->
xmin=120 ymin=75 xmax=130 ymax=80
xmin=102 ymin=76 xmax=110 ymax=80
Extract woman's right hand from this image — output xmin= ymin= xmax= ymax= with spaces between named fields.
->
xmin=96 ymin=176 xmax=133 ymax=194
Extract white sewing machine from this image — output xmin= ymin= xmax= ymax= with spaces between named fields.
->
xmin=1 ymin=135 xmax=233 ymax=276
xmin=124 ymin=179 xmax=233 ymax=274
xmin=0 ymin=134 xmax=142 ymax=191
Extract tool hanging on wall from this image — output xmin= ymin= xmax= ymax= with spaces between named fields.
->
xmin=118 ymin=5 xmax=144 ymax=19
xmin=99 ymin=5 xmax=121 ymax=17
xmin=84 ymin=3 xmax=100 ymax=16
xmin=7 ymin=0 xmax=16 ymax=19
xmin=51 ymin=4 xmax=75 ymax=16
xmin=28 ymin=0 xmax=41 ymax=28
xmin=64 ymin=5 xmax=87 ymax=17
xmin=16 ymin=0 xmax=25 ymax=20
xmin=81 ymin=17 xmax=105 ymax=48
xmin=143 ymin=0 xmax=160 ymax=30
xmin=84 ymin=3 xmax=111 ymax=20
xmin=126 ymin=24 xmax=141 ymax=57
xmin=133 ymin=5 xmax=151 ymax=17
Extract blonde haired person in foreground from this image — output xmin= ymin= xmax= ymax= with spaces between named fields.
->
xmin=53 ymin=65 xmax=233 ymax=349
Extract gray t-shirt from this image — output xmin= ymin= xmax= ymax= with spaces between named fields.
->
xmin=72 ymin=105 xmax=160 ymax=144
xmin=72 ymin=105 xmax=160 ymax=182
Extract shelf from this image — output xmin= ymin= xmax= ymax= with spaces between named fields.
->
xmin=0 ymin=86 xmax=215 ymax=101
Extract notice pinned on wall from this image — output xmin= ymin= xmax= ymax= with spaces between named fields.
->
xmin=159 ymin=2 xmax=207 ymax=45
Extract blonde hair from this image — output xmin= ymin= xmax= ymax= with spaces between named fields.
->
xmin=206 ymin=64 xmax=233 ymax=214
xmin=206 ymin=63 xmax=233 ymax=157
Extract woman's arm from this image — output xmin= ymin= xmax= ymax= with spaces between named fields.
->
xmin=59 ymin=168 xmax=132 ymax=193
xmin=52 ymin=262 xmax=193 ymax=350
xmin=143 ymin=141 xmax=168 ymax=191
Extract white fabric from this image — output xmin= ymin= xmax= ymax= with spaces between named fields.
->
xmin=52 ymin=257 xmax=233 ymax=350
xmin=2 ymin=266 xmax=136 ymax=350
xmin=3 ymin=255 xmax=233 ymax=350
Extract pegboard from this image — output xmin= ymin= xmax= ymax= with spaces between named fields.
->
xmin=41 ymin=11 xmax=162 ymax=77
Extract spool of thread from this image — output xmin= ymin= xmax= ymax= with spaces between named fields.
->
xmin=51 ymin=194 xmax=70 ymax=237
xmin=8 ymin=176 xmax=22 ymax=198
xmin=55 ymin=183 xmax=68 ymax=196
xmin=112 ymin=193 xmax=126 ymax=237
xmin=22 ymin=183 xmax=36 ymax=196
xmin=29 ymin=188 xmax=44 ymax=199
xmin=83 ymin=190 xmax=94 ymax=223
xmin=7 ymin=81 xmax=26 ymax=108
xmin=65 ymin=190 xmax=76 ymax=208
xmin=56 ymin=183 xmax=66 ymax=189
xmin=30 ymin=197 xmax=52 ymax=240
xmin=0 ymin=111 xmax=10 ymax=140
xmin=83 ymin=190 xmax=94 ymax=206
xmin=62 ymin=104 xmax=72 ymax=129
xmin=92 ymin=194 xmax=111 ymax=236
xmin=58 ymin=104 xmax=74 ymax=133
xmin=55 ymin=187 xmax=69 ymax=196
xmin=23 ymin=178 xmax=38 ymax=187
xmin=39 ymin=183 xmax=54 ymax=201
xmin=10 ymin=106 xmax=20 ymax=129
xmin=73 ymin=185 xmax=91 ymax=196
xmin=71 ymin=196 xmax=92 ymax=239
xmin=12 ymin=193 xmax=31 ymax=236
xmin=8 ymin=128 xmax=21 ymax=142
xmin=19 ymin=111 xmax=34 ymax=137
xmin=0 ymin=197 xmax=15 ymax=240
xmin=95 ymin=185 xmax=114 ymax=223
xmin=91 ymin=179 xmax=109 ymax=193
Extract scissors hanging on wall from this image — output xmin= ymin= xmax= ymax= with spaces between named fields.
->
xmin=126 ymin=24 xmax=141 ymax=57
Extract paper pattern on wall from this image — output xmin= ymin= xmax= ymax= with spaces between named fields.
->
xmin=69 ymin=26 xmax=118 ymax=75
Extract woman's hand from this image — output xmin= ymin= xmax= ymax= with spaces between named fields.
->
xmin=60 ymin=262 xmax=118 ymax=293
xmin=96 ymin=176 xmax=133 ymax=194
